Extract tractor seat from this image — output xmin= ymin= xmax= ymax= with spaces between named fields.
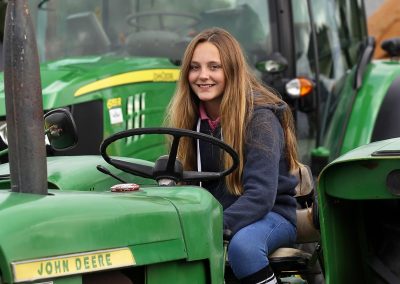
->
xmin=269 ymin=207 xmax=319 ymax=274
xmin=269 ymin=247 xmax=312 ymax=272
xmin=269 ymin=164 xmax=320 ymax=275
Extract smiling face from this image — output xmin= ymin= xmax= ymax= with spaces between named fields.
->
xmin=188 ymin=41 xmax=226 ymax=119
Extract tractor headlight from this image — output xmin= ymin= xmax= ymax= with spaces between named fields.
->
xmin=285 ymin=77 xmax=314 ymax=98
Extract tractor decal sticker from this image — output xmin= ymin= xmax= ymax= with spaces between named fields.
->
xmin=107 ymin=97 xmax=122 ymax=109
xmin=74 ymin=69 xmax=180 ymax=97
xmin=107 ymin=98 xmax=124 ymax=124
xmin=109 ymin=108 xmax=124 ymax=124
xmin=11 ymin=247 xmax=135 ymax=283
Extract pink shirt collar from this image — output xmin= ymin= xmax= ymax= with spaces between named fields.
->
xmin=199 ymin=103 xmax=221 ymax=132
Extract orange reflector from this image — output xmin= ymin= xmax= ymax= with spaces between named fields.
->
xmin=298 ymin=78 xmax=313 ymax=96
xmin=286 ymin=78 xmax=314 ymax=98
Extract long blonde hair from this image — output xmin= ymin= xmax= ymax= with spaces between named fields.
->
xmin=165 ymin=28 xmax=298 ymax=195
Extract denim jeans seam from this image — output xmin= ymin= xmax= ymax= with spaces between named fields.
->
xmin=264 ymin=222 xmax=284 ymax=255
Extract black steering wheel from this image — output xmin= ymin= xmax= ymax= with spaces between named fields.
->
xmin=100 ymin=127 xmax=239 ymax=184
xmin=126 ymin=11 xmax=200 ymax=32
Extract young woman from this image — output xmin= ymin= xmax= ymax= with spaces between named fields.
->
xmin=165 ymin=28 xmax=298 ymax=284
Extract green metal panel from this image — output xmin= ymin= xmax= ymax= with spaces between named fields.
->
xmin=341 ymin=61 xmax=400 ymax=155
xmin=146 ymin=260 xmax=207 ymax=284
xmin=0 ymin=56 xmax=179 ymax=113
xmin=45 ymin=156 xmax=157 ymax=190
xmin=317 ymin=193 xmax=368 ymax=283
xmin=318 ymin=138 xmax=400 ymax=284
xmin=144 ymin=187 xmax=224 ymax=283
xmin=52 ymin=275 xmax=83 ymax=284
xmin=323 ymin=160 xmax=399 ymax=199
xmin=0 ymin=186 xmax=223 ymax=283
xmin=0 ymin=156 xmax=156 ymax=190
xmin=323 ymin=60 xmax=400 ymax=160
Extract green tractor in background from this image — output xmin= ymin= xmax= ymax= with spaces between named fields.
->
xmin=0 ymin=0 xmax=399 ymax=169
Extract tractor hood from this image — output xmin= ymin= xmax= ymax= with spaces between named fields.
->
xmin=0 ymin=186 xmax=222 ymax=283
xmin=319 ymin=137 xmax=400 ymax=200
xmin=0 ymin=55 xmax=179 ymax=115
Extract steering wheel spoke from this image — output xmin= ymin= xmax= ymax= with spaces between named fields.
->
xmin=167 ymin=135 xmax=180 ymax=170
xmin=182 ymin=171 xmax=221 ymax=182
xmin=110 ymin=158 xmax=153 ymax=179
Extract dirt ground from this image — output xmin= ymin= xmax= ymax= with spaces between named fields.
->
xmin=367 ymin=0 xmax=400 ymax=58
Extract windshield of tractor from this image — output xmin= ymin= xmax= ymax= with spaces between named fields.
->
xmin=290 ymin=0 xmax=367 ymax=161
xmin=29 ymin=0 xmax=272 ymax=67
xmin=293 ymin=0 xmax=366 ymax=81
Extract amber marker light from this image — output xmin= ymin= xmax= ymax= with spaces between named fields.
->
xmin=285 ymin=78 xmax=314 ymax=98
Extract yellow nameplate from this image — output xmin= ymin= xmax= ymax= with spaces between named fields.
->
xmin=12 ymin=248 xmax=135 ymax=283
xmin=107 ymin=97 xmax=122 ymax=109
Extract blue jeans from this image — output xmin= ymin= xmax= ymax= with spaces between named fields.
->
xmin=227 ymin=211 xmax=296 ymax=279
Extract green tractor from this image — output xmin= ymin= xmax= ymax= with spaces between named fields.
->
xmin=1 ymin=0 xmax=400 ymax=284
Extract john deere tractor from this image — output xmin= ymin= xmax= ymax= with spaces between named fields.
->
xmin=1 ymin=0 xmax=400 ymax=284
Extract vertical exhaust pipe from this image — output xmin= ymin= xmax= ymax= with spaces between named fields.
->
xmin=3 ymin=0 xmax=47 ymax=194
